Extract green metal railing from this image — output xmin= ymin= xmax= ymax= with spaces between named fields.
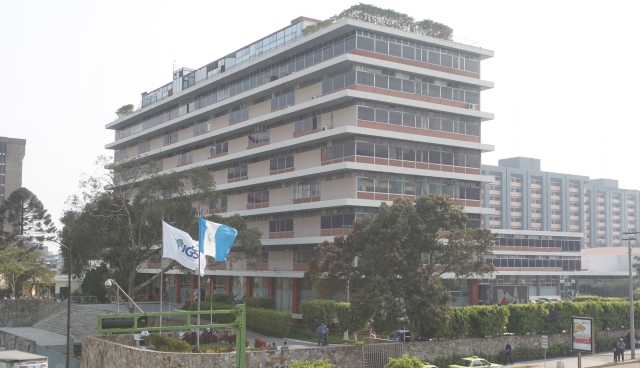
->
xmin=97 ymin=304 xmax=246 ymax=368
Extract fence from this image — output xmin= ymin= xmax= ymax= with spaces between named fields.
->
xmin=71 ymin=296 xmax=97 ymax=304
xmin=363 ymin=342 xmax=404 ymax=368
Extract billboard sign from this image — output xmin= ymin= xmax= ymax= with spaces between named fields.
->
xmin=571 ymin=316 xmax=595 ymax=353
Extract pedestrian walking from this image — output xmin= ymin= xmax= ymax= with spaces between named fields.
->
xmin=504 ymin=341 xmax=514 ymax=365
xmin=617 ymin=338 xmax=626 ymax=361
xmin=322 ymin=324 xmax=328 ymax=346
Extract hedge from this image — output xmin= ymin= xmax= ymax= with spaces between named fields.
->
xmin=300 ymin=300 xmax=337 ymax=328
xmin=468 ymin=305 xmax=509 ymax=337
xmin=190 ymin=302 xmax=291 ymax=337
xmin=246 ymin=297 xmax=275 ymax=310
xmin=505 ymin=303 xmax=547 ymax=335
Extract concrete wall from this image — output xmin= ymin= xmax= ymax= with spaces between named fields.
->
xmin=0 ymin=300 xmax=66 ymax=327
xmin=0 ymin=330 xmax=36 ymax=353
xmin=82 ymin=329 xmax=632 ymax=368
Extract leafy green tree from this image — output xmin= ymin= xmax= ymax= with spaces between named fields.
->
xmin=0 ymin=188 xmax=57 ymax=247
xmin=0 ymin=246 xmax=54 ymax=298
xmin=115 ymin=104 xmax=134 ymax=118
xmin=61 ymin=156 xmax=262 ymax=312
xmin=307 ymin=195 xmax=495 ymax=337
xmin=384 ymin=354 xmax=425 ymax=368
xmin=335 ymin=302 xmax=369 ymax=341
xmin=80 ymin=263 xmax=111 ymax=303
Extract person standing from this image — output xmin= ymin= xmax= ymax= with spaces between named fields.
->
xmin=316 ymin=324 xmax=324 ymax=346
xmin=280 ymin=341 xmax=289 ymax=350
xmin=617 ymin=338 xmax=626 ymax=362
xmin=269 ymin=342 xmax=277 ymax=351
xmin=322 ymin=324 xmax=329 ymax=346
xmin=612 ymin=341 xmax=619 ymax=362
xmin=505 ymin=341 xmax=514 ymax=365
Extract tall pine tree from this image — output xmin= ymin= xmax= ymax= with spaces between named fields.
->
xmin=0 ymin=188 xmax=57 ymax=247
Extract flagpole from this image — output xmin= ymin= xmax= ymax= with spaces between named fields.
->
xmin=159 ymin=267 xmax=163 ymax=333
xmin=197 ymin=253 xmax=201 ymax=351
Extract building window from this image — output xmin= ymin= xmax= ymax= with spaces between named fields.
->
xmin=531 ymin=179 xmax=541 ymax=185
xmin=270 ymin=155 xmax=294 ymax=171
xmin=177 ymin=150 xmax=193 ymax=165
xmin=294 ymin=178 xmax=321 ymax=199
xmin=210 ymin=139 xmax=228 ymax=157
xmin=510 ymin=177 xmax=522 ymax=183
xmin=194 ymin=120 xmax=210 ymax=135
xmin=229 ymin=107 xmax=249 ymax=124
xmin=248 ymin=190 xmax=269 ymax=205
xmin=269 ymin=218 xmax=293 ymax=233
xmin=550 ymin=180 xmax=561 ymax=187
xmin=228 ymin=165 xmax=248 ymax=180
xmin=260 ymin=252 xmax=269 ymax=264
xmin=294 ymin=250 xmax=314 ymax=264
xmin=271 ymin=88 xmax=295 ymax=111
xmin=511 ymin=187 xmax=522 ymax=193
xmin=137 ymin=138 xmax=151 ymax=154
xmin=294 ymin=115 xmax=321 ymax=135
xmin=248 ymin=129 xmax=270 ymax=146
xmin=321 ymin=213 xmax=356 ymax=229
xmin=164 ymin=129 xmax=178 ymax=145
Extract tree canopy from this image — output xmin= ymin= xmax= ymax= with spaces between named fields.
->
xmin=0 ymin=187 xmax=57 ymax=247
xmin=303 ymin=3 xmax=453 ymax=40
xmin=115 ymin=104 xmax=135 ymax=118
xmin=0 ymin=246 xmax=54 ymax=298
xmin=306 ymin=194 xmax=495 ymax=336
xmin=61 ymin=156 xmax=262 ymax=311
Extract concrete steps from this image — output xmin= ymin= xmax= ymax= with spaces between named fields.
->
xmin=33 ymin=305 xmax=112 ymax=341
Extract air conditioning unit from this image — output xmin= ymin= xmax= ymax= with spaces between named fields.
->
xmin=467 ymin=103 xmax=476 ymax=109
xmin=321 ymin=126 xmax=329 ymax=131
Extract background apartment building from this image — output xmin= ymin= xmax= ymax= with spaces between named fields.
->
xmin=106 ymin=16 xmax=495 ymax=314
xmin=481 ymin=157 xmax=640 ymax=248
xmin=0 ymin=136 xmax=26 ymax=206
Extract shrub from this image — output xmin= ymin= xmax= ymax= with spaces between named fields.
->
xmin=433 ymin=354 xmax=466 ymax=368
xmin=300 ymin=299 xmax=337 ymax=329
xmin=505 ymin=303 xmax=548 ymax=335
xmin=572 ymin=296 xmax=603 ymax=302
xmin=442 ymin=307 xmax=470 ymax=339
xmin=384 ymin=354 xmax=424 ymax=368
xmin=167 ymin=338 xmax=191 ymax=352
xmin=225 ymin=345 xmax=236 ymax=353
xmin=588 ymin=280 xmax=632 ymax=298
xmin=289 ymin=360 xmax=333 ymax=368
xmin=254 ymin=337 xmax=268 ymax=350
xmin=246 ymin=297 xmax=275 ymax=309
xmin=204 ymin=294 xmax=237 ymax=304
xmin=468 ymin=305 xmax=509 ymax=337
xmin=190 ymin=302 xmax=237 ymax=323
xmin=601 ymin=302 xmax=628 ymax=330
xmin=247 ymin=307 xmax=292 ymax=337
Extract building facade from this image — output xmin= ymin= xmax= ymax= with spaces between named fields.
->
xmin=481 ymin=157 xmax=640 ymax=247
xmin=0 ymin=136 xmax=26 ymax=206
xmin=106 ymin=16 xmax=495 ymax=314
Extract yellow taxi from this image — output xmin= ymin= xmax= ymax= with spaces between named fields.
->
xmin=448 ymin=356 xmax=503 ymax=368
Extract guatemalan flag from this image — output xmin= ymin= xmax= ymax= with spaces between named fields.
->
xmin=198 ymin=218 xmax=238 ymax=263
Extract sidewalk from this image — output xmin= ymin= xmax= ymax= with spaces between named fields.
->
xmin=512 ymin=352 xmax=640 ymax=368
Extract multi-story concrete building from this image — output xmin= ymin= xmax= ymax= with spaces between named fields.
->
xmin=481 ymin=157 xmax=640 ymax=247
xmin=105 ymin=16 xmax=495 ymax=314
xmin=0 ymin=136 xmax=26 ymax=206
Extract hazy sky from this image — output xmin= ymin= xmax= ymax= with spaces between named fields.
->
xmin=1 ymin=0 xmax=639 ymax=243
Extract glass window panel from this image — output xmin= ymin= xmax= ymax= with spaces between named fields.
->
xmin=429 ymin=151 xmax=441 ymax=164
xmin=358 ymin=106 xmax=375 ymax=121
xmin=375 ymin=144 xmax=388 ymax=158
xmin=321 ymin=216 xmax=332 ymax=229
xmin=333 ymin=75 xmax=345 ymax=90
xmin=465 ymin=91 xmax=480 ymax=104
xmin=466 ymin=154 xmax=480 ymax=168
xmin=465 ymin=59 xmax=480 ymax=73
xmin=345 ymin=37 xmax=356 ymax=52
xmin=376 ymin=179 xmax=389 ymax=193
xmin=389 ymin=77 xmax=402 ymax=91
xmin=344 ymin=142 xmax=356 ymax=157
xmin=404 ymin=181 xmax=416 ymax=195
xmin=358 ymin=177 xmax=374 ymax=192
xmin=323 ymin=46 xmax=334 ymax=60
xmin=332 ymin=214 xmax=344 ymax=228
xmin=389 ymin=111 xmax=402 ymax=125
xmin=304 ymin=54 xmax=313 ymax=67
xmin=285 ymin=155 xmax=294 ymax=168
xmin=442 ymin=152 xmax=454 ymax=166
xmin=357 ymin=142 xmax=375 ymax=157
xmin=322 ymin=79 xmax=333 ymax=94
xmin=389 ymin=43 xmax=402 ymax=57
xmin=441 ymin=87 xmax=453 ymax=100
xmin=389 ymin=180 xmax=403 ymax=194
xmin=375 ymin=109 xmax=389 ymax=123
xmin=345 ymin=70 xmax=356 ymax=86
xmin=375 ymin=40 xmax=388 ymax=54
xmin=441 ymin=54 xmax=453 ymax=68
xmin=375 ymin=74 xmax=389 ymax=89
xmin=429 ymin=117 xmax=441 ymax=131
xmin=402 ymin=113 xmax=416 ymax=127
xmin=314 ymin=50 xmax=323 ymax=64
xmin=295 ymin=58 xmax=304 ymax=71
xmin=428 ymin=84 xmax=440 ymax=98
xmin=442 ymin=119 xmax=454 ymax=132
xmin=333 ymin=144 xmax=344 ymax=159
xmin=402 ymin=147 xmax=415 ymax=161
xmin=427 ymin=51 xmax=441 ymax=65
xmin=402 ymin=80 xmax=415 ymax=93
xmin=357 ymin=36 xmax=375 ymax=51
xmin=402 ymin=45 xmax=414 ymax=60
xmin=334 ymin=41 xmax=345 ymax=56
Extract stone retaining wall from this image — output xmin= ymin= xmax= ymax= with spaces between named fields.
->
xmin=0 ymin=331 xmax=36 ymax=353
xmin=0 ymin=300 xmax=66 ymax=327
xmin=82 ymin=329 xmax=631 ymax=368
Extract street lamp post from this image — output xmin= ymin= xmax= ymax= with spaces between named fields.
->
xmin=623 ymin=231 xmax=639 ymax=360
xmin=17 ymin=235 xmax=72 ymax=368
